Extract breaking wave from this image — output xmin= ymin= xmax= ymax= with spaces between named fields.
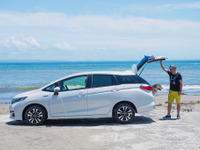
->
xmin=159 ymin=85 xmax=200 ymax=94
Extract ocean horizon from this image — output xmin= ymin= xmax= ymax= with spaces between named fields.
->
xmin=1 ymin=60 xmax=200 ymax=103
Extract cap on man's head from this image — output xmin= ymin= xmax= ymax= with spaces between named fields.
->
xmin=169 ymin=64 xmax=176 ymax=69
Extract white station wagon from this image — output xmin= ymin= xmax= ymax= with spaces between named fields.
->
xmin=9 ymin=56 xmax=166 ymax=125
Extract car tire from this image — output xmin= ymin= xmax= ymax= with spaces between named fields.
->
xmin=113 ymin=103 xmax=135 ymax=124
xmin=24 ymin=105 xmax=47 ymax=125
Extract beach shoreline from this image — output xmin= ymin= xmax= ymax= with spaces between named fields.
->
xmin=0 ymin=94 xmax=200 ymax=150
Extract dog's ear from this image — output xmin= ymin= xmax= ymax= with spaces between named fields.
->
xmin=152 ymin=84 xmax=157 ymax=88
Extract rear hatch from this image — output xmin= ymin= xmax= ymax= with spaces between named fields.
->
xmin=137 ymin=55 xmax=167 ymax=71
xmin=132 ymin=55 xmax=167 ymax=94
xmin=131 ymin=55 xmax=167 ymax=74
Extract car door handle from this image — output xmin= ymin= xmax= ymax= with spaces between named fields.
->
xmin=112 ymin=89 xmax=120 ymax=92
xmin=78 ymin=92 xmax=85 ymax=96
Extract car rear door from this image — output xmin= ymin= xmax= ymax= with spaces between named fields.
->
xmin=87 ymin=74 xmax=121 ymax=116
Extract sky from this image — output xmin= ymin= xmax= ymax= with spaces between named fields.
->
xmin=0 ymin=0 xmax=200 ymax=61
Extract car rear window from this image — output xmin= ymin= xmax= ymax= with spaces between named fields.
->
xmin=116 ymin=75 xmax=148 ymax=84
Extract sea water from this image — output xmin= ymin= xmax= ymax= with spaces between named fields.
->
xmin=0 ymin=60 xmax=200 ymax=103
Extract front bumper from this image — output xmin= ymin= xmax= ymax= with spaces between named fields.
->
xmin=9 ymin=103 xmax=23 ymax=120
xmin=9 ymin=110 xmax=15 ymax=119
xmin=9 ymin=105 xmax=16 ymax=119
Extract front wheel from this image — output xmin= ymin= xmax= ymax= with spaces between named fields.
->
xmin=24 ymin=105 xmax=47 ymax=125
xmin=113 ymin=103 xmax=135 ymax=124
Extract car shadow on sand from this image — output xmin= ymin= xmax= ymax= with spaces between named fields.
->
xmin=6 ymin=115 xmax=155 ymax=127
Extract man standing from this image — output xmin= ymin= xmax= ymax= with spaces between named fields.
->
xmin=160 ymin=61 xmax=183 ymax=119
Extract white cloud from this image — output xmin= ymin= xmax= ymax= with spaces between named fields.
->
xmin=0 ymin=12 xmax=200 ymax=36
xmin=5 ymin=36 xmax=28 ymax=48
xmin=161 ymin=2 xmax=200 ymax=9
xmin=0 ymin=36 xmax=42 ymax=54
xmin=0 ymin=12 xmax=200 ymax=60
xmin=53 ymin=42 xmax=74 ymax=51
xmin=123 ymin=2 xmax=200 ymax=12
xmin=0 ymin=12 xmax=67 ymax=27
xmin=22 ymin=36 xmax=41 ymax=47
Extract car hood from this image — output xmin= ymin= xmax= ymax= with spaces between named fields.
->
xmin=13 ymin=89 xmax=39 ymax=99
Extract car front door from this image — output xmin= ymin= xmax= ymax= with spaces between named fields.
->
xmin=49 ymin=75 xmax=88 ymax=117
xmin=87 ymin=74 xmax=121 ymax=116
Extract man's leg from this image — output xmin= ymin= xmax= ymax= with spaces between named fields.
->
xmin=176 ymin=93 xmax=181 ymax=117
xmin=167 ymin=103 xmax=172 ymax=116
xmin=167 ymin=90 xmax=174 ymax=116
xmin=177 ymin=103 xmax=181 ymax=116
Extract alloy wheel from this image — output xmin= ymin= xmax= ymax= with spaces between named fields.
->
xmin=25 ymin=106 xmax=46 ymax=125
xmin=117 ymin=106 xmax=133 ymax=122
xmin=114 ymin=103 xmax=135 ymax=124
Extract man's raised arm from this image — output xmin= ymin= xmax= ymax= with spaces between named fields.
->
xmin=160 ymin=61 xmax=168 ymax=73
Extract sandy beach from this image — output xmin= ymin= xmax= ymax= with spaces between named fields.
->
xmin=0 ymin=94 xmax=200 ymax=150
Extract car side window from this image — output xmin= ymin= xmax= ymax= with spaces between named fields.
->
xmin=43 ymin=75 xmax=87 ymax=92
xmin=116 ymin=75 xmax=148 ymax=84
xmin=60 ymin=75 xmax=87 ymax=91
xmin=43 ymin=82 xmax=59 ymax=92
xmin=92 ymin=75 xmax=116 ymax=88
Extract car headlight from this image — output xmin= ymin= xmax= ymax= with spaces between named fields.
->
xmin=12 ymin=97 xmax=27 ymax=104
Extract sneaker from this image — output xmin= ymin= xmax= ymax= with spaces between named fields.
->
xmin=163 ymin=115 xmax=171 ymax=119
xmin=177 ymin=115 xmax=180 ymax=119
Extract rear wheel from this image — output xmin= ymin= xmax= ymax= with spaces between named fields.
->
xmin=24 ymin=105 xmax=47 ymax=125
xmin=113 ymin=103 xmax=135 ymax=124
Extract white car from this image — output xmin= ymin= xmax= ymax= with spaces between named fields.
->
xmin=9 ymin=56 xmax=166 ymax=125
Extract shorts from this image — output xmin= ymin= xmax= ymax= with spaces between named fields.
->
xmin=168 ymin=90 xmax=181 ymax=104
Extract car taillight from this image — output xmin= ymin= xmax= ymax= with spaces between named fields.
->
xmin=140 ymin=85 xmax=153 ymax=91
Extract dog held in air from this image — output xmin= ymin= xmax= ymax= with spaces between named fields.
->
xmin=152 ymin=84 xmax=163 ymax=94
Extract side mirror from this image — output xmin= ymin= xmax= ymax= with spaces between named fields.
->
xmin=54 ymin=87 xmax=60 ymax=95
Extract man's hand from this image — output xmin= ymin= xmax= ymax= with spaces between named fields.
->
xmin=178 ymin=91 xmax=181 ymax=95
